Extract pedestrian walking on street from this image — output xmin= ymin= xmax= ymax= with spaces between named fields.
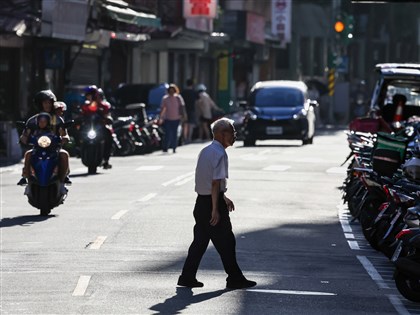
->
xmin=195 ymin=84 xmax=224 ymax=141
xmin=159 ymin=83 xmax=187 ymax=153
xmin=181 ymin=78 xmax=198 ymax=143
xmin=177 ymin=117 xmax=257 ymax=289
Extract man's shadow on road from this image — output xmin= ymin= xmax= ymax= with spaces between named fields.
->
xmin=149 ymin=287 xmax=227 ymax=315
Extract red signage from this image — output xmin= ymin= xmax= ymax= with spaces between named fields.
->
xmin=183 ymin=0 xmax=217 ymax=19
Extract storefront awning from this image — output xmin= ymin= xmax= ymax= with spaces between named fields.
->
xmin=103 ymin=0 xmax=161 ymax=29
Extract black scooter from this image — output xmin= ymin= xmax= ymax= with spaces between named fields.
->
xmin=393 ymin=227 xmax=420 ymax=302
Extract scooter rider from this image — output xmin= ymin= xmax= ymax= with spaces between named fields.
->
xmin=82 ymin=85 xmax=113 ymax=169
xmin=17 ymin=90 xmax=70 ymax=194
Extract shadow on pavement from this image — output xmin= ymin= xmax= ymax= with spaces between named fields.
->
xmin=149 ymin=287 xmax=226 ymax=314
xmin=0 ymin=214 xmax=55 ymax=228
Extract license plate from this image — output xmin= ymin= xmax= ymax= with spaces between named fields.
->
xmin=266 ymin=126 xmax=283 ymax=135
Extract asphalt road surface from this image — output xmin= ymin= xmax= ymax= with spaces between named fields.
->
xmin=1 ymin=127 xmax=420 ymax=314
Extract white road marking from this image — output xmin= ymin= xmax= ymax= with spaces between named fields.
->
xmin=72 ymin=275 xmax=91 ymax=296
xmin=263 ymin=165 xmax=291 ymax=171
xmin=136 ymin=193 xmax=157 ymax=202
xmin=347 ymin=240 xmax=360 ymax=250
xmin=338 ymin=205 xmax=353 ymax=233
xmin=162 ymin=172 xmax=194 ymax=187
xmin=340 ymin=220 xmax=352 ymax=233
xmin=344 ymin=233 xmax=355 ymax=239
xmin=174 ymin=175 xmax=194 ymax=186
xmin=337 ymin=206 xmax=410 ymax=315
xmin=241 ymin=149 xmax=271 ymax=161
xmin=357 ymin=255 xmax=389 ymax=289
xmin=136 ymin=165 xmax=163 ymax=171
xmin=111 ymin=210 xmax=128 ymax=220
xmin=248 ymin=289 xmax=336 ymax=296
xmin=88 ymin=236 xmax=107 ymax=250
xmin=387 ymin=295 xmax=411 ymax=315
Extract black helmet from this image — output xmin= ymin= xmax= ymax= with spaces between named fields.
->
xmin=34 ymin=90 xmax=57 ymax=109
xmin=84 ymin=85 xmax=99 ymax=98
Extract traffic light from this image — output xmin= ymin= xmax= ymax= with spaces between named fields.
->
xmin=334 ymin=20 xmax=345 ymax=33
xmin=334 ymin=13 xmax=354 ymax=45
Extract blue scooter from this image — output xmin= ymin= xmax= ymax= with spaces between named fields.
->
xmin=26 ymin=132 xmax=67 ymax=215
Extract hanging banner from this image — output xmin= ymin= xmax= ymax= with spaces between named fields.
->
xmin=271 ymin=0 xmax=292 ymax=43
xmin=183 ymin=0 xmax=218 ymax=19
xmin=246 ymin=12 xmax=265 ymax=45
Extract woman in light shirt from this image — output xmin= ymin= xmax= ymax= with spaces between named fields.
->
xmin=159 ymin=84 xmax=187 ymax=153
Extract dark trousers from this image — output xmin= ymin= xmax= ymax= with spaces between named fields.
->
xmin=163 ymin=119 xmax=180 ymax=150
xmin=181 ymin=193 xmax=243 ymax=280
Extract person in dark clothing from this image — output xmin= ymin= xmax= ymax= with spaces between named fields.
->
xmin=82 ymin=85 xmax=113 ymax=169
xmin=181 ymin=79 xmax=198 ymax=143
xmin=17 ymin=90 xmax=70 ymax=195
xmin=177 ymin=117 xmax=257 ymax=289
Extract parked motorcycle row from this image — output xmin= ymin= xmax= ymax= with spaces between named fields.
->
xmin=110 ymin=103 xmax=163 ymax=157
xmin=341 ymin=121 xmax=420 ymax=303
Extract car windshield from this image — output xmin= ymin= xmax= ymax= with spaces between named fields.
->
xmin=253 ymin=87 xmax=304 ymax=107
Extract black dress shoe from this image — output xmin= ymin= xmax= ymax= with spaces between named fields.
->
xmin=177 ymin=275 xmax=204 ymax=288
xmin=17 ymin=177 xmax=27 ymax=186
xmin=226 ymin=278 xmax=257 ymax=289
xmin=64 ymin=176 xmax=72 ymax=185
xmin=103 ymin=162 xmax=112 ymax=169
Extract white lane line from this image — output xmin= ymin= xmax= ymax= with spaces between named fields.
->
xmin=263 ymin=165 xmax=291 ymax=171
xmin=340 ymin=220 xmax=353 ymax=233
xmin=348 ymin=240 xmax=360 ymax=250
xmin=136 ymin=166 xmax=164 ymax=171
xmin=344 ymin=233 xmax=355 ymax=239
xmin=136 ymin=193 xmax=157 ymax=202
xmin=357 ymin=255 xmax=389 ymax=289
xmin=72 ymin=275 xmax=91 ymax=296
xmin=162 ymin=172 xmax=194 ymax=187
xmin=248 ymin=289 xmax=336 ymax=296
xmin=111 ymin=210 xmax=128 ymax=220
xmin=174 ymin=175 xmax=194 ymax=186
xmin=88 ymin=236 xmax=107 ymax=250
xmin=387 ymin=294 xmax=411 ymax=315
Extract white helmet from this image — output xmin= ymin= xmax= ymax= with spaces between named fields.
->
xmin=54 ymin=101 xmax=67 ymax=111
xmin=196 ymin=83 xmax=207 ymax=92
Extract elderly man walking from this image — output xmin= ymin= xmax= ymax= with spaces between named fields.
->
xmin=177 ymin=117 xmax=257 ymax=289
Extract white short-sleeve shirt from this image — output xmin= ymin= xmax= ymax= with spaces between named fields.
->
xmin=195 ymin=140 xmax=228 ymax=195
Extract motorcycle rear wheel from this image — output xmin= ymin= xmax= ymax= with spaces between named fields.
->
xmin=39 ymin=188 xmax=51 ymax=216
xmin=394 ymin=270 xmax=420 ymax=302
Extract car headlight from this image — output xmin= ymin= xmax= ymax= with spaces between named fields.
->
xmin=37 ymin=136 xmax=51 ymax=148
xmin=87 ymin=130 xmax=97 ymax=139
xmin=293 ymin=109 xmax=307 ymax=120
